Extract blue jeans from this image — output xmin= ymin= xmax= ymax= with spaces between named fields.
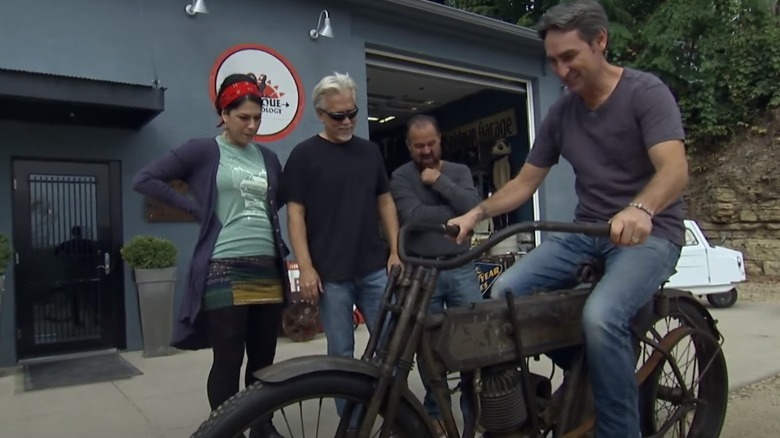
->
xmin=318 ymin=268 xmax=388 ymax=423
xmin=319 ymin=268 xmax=387 ymax=357
xmin=491 ymin=233 xmax=681 ymax=438
xmin=418 ymin=263 xmax=483 ymax=421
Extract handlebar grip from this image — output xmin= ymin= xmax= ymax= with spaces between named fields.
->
xmin=444 ymin=224 xmax=460 ymax=237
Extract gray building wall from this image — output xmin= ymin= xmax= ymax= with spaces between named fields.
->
xmin=0 ymin=0 xmax=575 ymax=366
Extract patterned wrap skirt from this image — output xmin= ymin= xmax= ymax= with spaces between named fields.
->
xmin=202 ymin=255 xmax=284 ymax=311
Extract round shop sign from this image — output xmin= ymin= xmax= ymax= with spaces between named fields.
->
xmin=209 ymin=44 xmax=305 ymax=142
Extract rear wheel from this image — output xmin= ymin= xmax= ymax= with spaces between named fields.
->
xmin=637 ymin=296 xmax=729 ymax=437
xmin=192 ymin=372 xmax=433 ymax=437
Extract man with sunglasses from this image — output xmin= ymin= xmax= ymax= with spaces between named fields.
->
xmin=281 ymin=73 xmax=401 ymax=418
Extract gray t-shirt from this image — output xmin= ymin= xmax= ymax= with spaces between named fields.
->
xmin=391 ymin=161 xmax=482 ymax=257
xmin=527 ymin=68 xmax=686 ymax=246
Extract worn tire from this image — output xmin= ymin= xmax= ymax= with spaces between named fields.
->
xmin=191 ymin=372 xmax=432 ymax=438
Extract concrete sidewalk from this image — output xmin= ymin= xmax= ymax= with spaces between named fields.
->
xmin=0 ymin=300 xmax=777 ymax=438
xmin=712 ymin=300 xmax=780 ymax=388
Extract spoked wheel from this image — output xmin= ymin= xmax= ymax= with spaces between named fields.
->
xmin=636 ymin=296 xmax=729 ymax=437
xmin=191 ymin=373 xmax=433 ymax=438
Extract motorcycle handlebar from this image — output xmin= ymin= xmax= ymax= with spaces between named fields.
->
xmin=398 ymin=220 xmax=612 ymax=270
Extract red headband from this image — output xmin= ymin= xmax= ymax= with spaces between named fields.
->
xmin=217 ymin=81 xmax=263 ymax=112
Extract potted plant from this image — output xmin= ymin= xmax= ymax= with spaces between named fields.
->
xmin=0 ymin=233 xmax=10 ymax=294
xmin=120 ymin=234 xmax=178 ymax=358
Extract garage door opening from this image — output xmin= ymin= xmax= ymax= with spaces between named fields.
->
xmin=365 ymin=51 xmax=539 ymax=245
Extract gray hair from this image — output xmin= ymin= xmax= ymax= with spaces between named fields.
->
xmin=536 ymin=0 xmax=609 ymax=44
xmin=312 ymin=72 xmax=358 ymax=110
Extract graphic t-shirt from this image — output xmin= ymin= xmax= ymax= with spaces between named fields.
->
xmin=211 ymin=135 xmax=276 ymax=259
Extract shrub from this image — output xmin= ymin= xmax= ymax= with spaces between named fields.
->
xmin=120 ymin=235 xmax=178 ymax=270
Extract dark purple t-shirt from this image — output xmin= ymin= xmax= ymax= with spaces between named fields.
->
xmin=527 ymin=68 xmax=686 ymax=246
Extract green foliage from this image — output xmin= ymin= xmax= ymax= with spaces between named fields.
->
xmin=446 ymin=0 xmax=780 ymax=151
xmin=0 ymin=233 xmax=11 ymax=275
xmin=633 ymin=0 xmax=780 ymax=148
xmin=120 ymin=235 xmax=178 ymax=270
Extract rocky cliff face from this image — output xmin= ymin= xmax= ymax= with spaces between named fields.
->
xmin=684 ymin=110 xmax=780 ymax=278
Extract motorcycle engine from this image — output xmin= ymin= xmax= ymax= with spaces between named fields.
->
xmin=478 ymin=365 xmax=552 ymax=436
xmin=478 ymin=365 xmax=528 ymax=434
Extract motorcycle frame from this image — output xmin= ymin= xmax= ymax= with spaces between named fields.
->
xmin=348 ymin=262 xmax=591 ymax=438
xmin=333 ymin=220 xmax=715 ymax=438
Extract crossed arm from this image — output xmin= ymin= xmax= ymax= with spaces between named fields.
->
xmin=390 ymin=166 xmax=482 ymax=225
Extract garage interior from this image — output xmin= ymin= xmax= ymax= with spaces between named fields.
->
xmin=365 ymin=55 xmax=536 ymax=232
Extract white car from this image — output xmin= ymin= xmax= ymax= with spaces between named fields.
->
xmin=665 ymin=219 xmax=747 ymax=308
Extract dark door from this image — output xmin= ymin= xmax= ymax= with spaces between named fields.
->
xmin=12 ymin=159 xmax=125 ymax=360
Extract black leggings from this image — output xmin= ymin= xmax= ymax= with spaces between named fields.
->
xmin=204 ymin=303 xmax=283 ymax=410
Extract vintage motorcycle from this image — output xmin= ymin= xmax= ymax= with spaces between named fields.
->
xmin=192 ymin=220 xmax=729 ymax=438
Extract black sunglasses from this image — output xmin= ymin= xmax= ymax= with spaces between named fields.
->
xmin=322 ymin=107 xmax=359 ymax=121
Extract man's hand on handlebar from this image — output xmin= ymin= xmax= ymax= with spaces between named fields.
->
xmin=608 ymin=205 xmax=653 ymax=246
xmin=446 ymin=208 xmax=483 ymax=245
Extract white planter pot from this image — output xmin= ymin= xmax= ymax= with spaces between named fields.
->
xmin=134 ymin=267 xmax=177 ymax=358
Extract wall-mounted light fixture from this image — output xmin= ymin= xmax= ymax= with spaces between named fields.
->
xmin=185 ymin=0 xmax=208 ymax=16
xmin=309 ymin=10 xmax=334 ymax=40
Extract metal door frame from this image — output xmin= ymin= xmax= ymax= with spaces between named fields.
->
xmin=10 ymin=157 xmax=125 ymax=360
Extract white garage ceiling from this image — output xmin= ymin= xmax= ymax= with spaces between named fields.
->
xmin=365 ymin=61 xmax=528 ymax=132
xmin=366 ymin=64 xmax=485 ymax=127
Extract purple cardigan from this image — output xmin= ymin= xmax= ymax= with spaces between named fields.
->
xmin=131 ymin=137 xmax=291 ymax=350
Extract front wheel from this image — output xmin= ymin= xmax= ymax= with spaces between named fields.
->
xmin=191 ymin=372 xmax=433 ymax=438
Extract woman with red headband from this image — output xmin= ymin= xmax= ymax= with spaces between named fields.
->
xmin=132 ymin=73 xmax=287 ymax=437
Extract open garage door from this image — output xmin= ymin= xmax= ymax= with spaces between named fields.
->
xmin=365 ymin=49 xmax=541 ymax=245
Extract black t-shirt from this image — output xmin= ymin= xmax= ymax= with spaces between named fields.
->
xmin=281 ymin=134 xmax=390 ymax=282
